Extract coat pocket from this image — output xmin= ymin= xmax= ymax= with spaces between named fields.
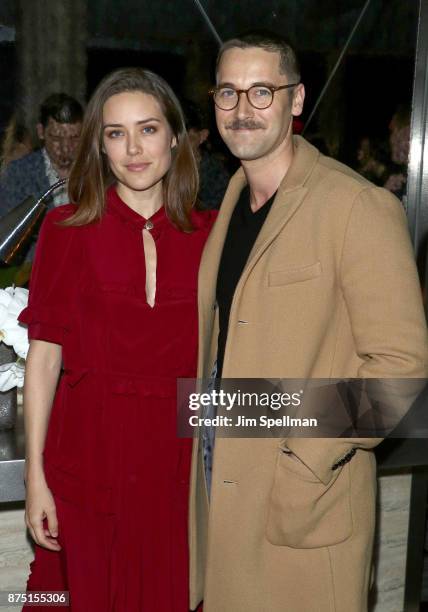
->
xmin=268 ymin=261 xmax=322 ymax=287
xmin=265 ymin=448 xmax=353 ymax=548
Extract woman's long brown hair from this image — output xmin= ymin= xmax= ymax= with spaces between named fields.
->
xmin=65 ymin=67 xmax=198 ymax=231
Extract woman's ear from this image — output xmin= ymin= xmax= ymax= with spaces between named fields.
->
xmin=171 ymin=135 xmax=177 ymax=149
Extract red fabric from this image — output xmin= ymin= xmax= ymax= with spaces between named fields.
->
xmin=20 ymin=186 xmax=216 ymax=611
xmin=292 ymin=117 xmax=304 ymax=134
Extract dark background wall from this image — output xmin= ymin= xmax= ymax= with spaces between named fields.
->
xmin=0 ymin=0 xmax=419 ymax=164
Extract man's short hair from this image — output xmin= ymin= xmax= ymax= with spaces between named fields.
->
xmin=39 ymin=93 xmax=83 ymax=127
xmin=216 ymin=31 xmax=301 ymax=83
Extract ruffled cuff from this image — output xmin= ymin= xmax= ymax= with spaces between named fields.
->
xmin=18 ymin=305 xmax=69 ymax=345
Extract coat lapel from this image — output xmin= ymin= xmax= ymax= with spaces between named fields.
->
xmin=242 ymin=185 xmax=307 ymax=277
xmin=198 ymin=168 xmax=246 ymax=309
xmin=197 ymin=168 xmax=246 ymax=376
xmin=197 ymin=136 xmax=319 ymax=376
xmin=238 ymin=136 xmax=319 ymax=289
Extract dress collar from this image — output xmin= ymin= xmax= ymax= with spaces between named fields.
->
xmin=106 ymin=184 xmax=168 ymax=231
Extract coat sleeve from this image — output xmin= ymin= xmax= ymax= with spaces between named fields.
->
xmin=18 ymin=205 xmax=80 ymax=346
xmin=286 ymin=186 xmax=428 ymax=485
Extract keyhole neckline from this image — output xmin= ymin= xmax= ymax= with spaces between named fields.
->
xmin=106 ymin=185 xmax=167 ymax=231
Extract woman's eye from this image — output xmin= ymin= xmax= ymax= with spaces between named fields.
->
xmin=106 ymin=130 xmax=123 ymax=138
xmin=142 ymin=126 xmax=156 ymax=134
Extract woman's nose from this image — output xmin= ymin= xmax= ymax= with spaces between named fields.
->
xmin=127 ymin=134 xmax=142 ymax=155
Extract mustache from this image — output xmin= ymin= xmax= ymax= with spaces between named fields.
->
xmin=225 ymin=119 xmax=265 ymax=130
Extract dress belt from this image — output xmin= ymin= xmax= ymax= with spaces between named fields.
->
xmin=61 ymin=366 xmax=183 ymax=396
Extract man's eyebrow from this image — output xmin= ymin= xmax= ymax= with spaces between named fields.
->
xmin=216 ymin=82 xmax=237 ymax=89
xmin=251 ymin=81 xmax=276 ymax=87
xmin=216 ymin=81 xmax=276 ymax=89
xmin=103 ymin=118 xmax=161 ymax=129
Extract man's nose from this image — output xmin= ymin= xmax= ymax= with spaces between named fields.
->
xmin=60 ymin=139 xmax=72 ymax=155
xmin=235 ymin=91 xmax=253 ymax=117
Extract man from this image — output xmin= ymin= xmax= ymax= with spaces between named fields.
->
xmin=0 ymin=93 xmax=83 ymax=217
xmin=0 ymin=94 xmax=83 ymax=276
xmin=189 ymin=33 xmax=427 ymax=611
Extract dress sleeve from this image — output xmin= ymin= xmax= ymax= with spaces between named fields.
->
xmin=18 ymin=205 xmax=80 ymax=345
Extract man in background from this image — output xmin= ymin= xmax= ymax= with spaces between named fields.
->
xmin=0 ymin=93 xmax=83 ymax=216
xmin=0 ymin=94 xmax=83 ymax=283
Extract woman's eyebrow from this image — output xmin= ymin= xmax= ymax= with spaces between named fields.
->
xmin=103 ymin=118 xmax=161 ymax=129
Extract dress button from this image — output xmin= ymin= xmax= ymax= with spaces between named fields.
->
xmin=144 ymin=220 xmax=154 ymax=230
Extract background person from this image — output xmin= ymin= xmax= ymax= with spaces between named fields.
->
xmin=0 ymin=114 xmax=33 ymax=171
xmin=0 ymin=93 xmax=83 ymax=217
xmin=383 ymin=103 xmax=411 ymax=200
xmin=182 ymin=99 xmax=230 ymax=210
xmin=0 ymin=94 xmax=83 ymax=287
xmin=355 ymin=135 xmax=389 ymax=186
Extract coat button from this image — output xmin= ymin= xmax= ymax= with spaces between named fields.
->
xmin=144 ymin=220 xmax=154 ymax=230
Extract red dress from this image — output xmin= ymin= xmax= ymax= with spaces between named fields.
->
xmin=19 ymin=186 xmax=216 ymax=611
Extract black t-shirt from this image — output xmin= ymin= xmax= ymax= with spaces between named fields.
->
xmin=216 ymin=185 xmax=276 ymax=378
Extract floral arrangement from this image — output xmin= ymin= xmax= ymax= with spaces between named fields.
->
xmin=0 ymin=286 xmax=29 ymax=391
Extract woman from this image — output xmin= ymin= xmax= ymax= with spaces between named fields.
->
xmin=19 ymin=68 xmax=216 ymax=611
xmin=0 ymin=114 xmax=32 ymax=171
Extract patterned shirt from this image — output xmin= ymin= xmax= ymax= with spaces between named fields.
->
xmin=41 ymin=149 xmax=69 ymax=207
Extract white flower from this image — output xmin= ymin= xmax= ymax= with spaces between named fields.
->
xmin=0 ymin=361 xmax=25 ymax=392
xmin=0 ymin=286 xmax=29 ymax=359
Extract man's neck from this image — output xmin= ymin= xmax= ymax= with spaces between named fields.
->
xmin=43 ymin=149 xmax=70 ymax=180
xmin=55 ymin=166 xmax=70 ymax=179
xmin=242 ymin=134 xmax=295 ymax=213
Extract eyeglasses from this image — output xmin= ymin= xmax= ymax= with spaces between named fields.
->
xmin=209 ymin=83 xmax=299 ymax=111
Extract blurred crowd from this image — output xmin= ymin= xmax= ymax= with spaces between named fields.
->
xmin=355 ymin=104 xmax=411 ymax=201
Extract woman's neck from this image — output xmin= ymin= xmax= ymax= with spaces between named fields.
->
xmin=116 ymin=181 xmax=163 ymax=219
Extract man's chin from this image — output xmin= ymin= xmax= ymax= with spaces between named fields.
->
xmin=229 ymin=145 xmax=267 ymax=162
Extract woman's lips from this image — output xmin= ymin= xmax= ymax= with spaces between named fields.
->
xmin=126 ymin=162 xmax=151 ymax=172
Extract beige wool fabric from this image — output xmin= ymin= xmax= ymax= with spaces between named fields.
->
xmin=189 ymin=136 xmax=428 ymax=612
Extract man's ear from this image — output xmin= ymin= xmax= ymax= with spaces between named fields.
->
xmin=36 ymin=123 xmax=45 ymax=141
xmin=291 ymin=84 xmax=305 ymax=117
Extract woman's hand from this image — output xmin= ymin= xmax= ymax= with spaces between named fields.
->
xmin=23 ymin=339 xmax=63 ymax=551
xmin=25 ymin=469 xmax=61 ymax=551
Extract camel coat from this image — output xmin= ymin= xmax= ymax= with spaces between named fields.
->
xmin=189 ymin=136 xmax=427 ymax=612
